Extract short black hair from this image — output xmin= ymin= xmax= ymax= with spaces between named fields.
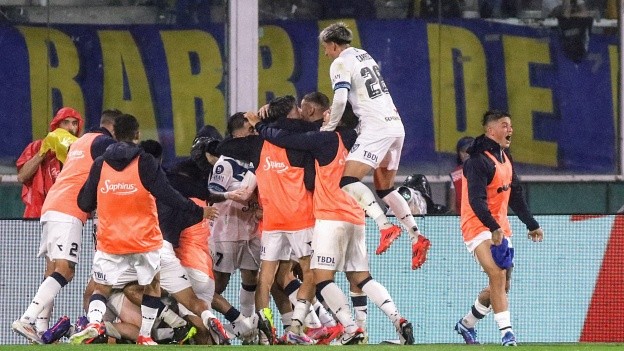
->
xmin=140 ymin=139 xmax=163 ymax=159
xmin=114 ymin=114 xmax=139 ymax=142
xmin=100 ymin=109 xmax=122 ymax=126
xmin=302 ymin=92 xmax=330 ymax=110
xmin=482 ymin=110 xmax=510 ymax=126
xmin=226 ymin=112 xmax=248 ymax=136
xmin=267 ymin=95 xmax=297 ymax=122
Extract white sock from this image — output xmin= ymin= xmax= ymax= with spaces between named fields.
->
xmin=281 ymin=311 xmax=293 ymax=329
xmin=350 ymin=291 xmax=368 ymax=330
xmin=22 ymin=276 xmax=63 ymax=323
xmin=139 ymin=303 xmax=159 ymax=338
xmin=342 ymin=182 xmax=389 ymax=228
xmin=462 ymin=298 xmax=491 ymax=328
xmin=494 ymin=311 xmax=512 ymax=336
xmin=382 ymin=190 xmax=420 ymax=242
xmin=360 ymin=279 xmax=401 ymax=327
xmin=239 ymin=285 xmax=256 ymax=317
xmin=319 ymin=282 xmax=357 ymax=334
xmin=160 ymin=305 xmax=187 ymax=328
xmin=313 ymin=300 xmax=336 ymax=327
xmin=87 ymin=299 xmax=107 ymax=324
xmin=304 ymin=305 xmax=322 ymax=329
xmin=36 ymin=301 xmax=53 ymax=331
xmin=291 ymin=299 xmax=309 ymax=328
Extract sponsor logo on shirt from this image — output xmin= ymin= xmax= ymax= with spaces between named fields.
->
xmin=100 ymin=179 xmax=138 ymax=195
xmin=262 ymin=156 xmax=289 ymax=173
xmin=68 ymin=149 xmax=85 ymax=160
xmin=215 ymin=165 xmax=224 ymax=174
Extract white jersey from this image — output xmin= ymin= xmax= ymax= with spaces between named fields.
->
xmin=208 ymin=155 xmax=260 ymax=242
xmin=330 ymin=47 xmax=405 ymax=137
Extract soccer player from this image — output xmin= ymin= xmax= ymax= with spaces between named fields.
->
xmin=318 ymin=22 xmax=430 ymax=270
xmin=16 ymin=107 xmax=83 ymax=218
xmin=11 ymin=109 xmax=118 ymax=344
xmin=456 ymin=110 xmax=543 ymax=346
xmin=72 ymin=114 xmax=217 ymax=345
xmin=209 ymin=113 xmax=261 ymax=323
xmin=250 ymin=98 xmax=415 ymax=345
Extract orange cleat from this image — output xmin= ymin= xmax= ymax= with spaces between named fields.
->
xmin=376 ymin=224 xmax=402 ymax=255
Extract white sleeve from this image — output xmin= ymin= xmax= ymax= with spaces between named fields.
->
xmin=208 ymin=159 xmax=233 ymax=192
xmin=322 ymin=88 xmax=348 ymax=132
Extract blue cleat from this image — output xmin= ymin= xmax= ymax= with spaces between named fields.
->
xmin=41 ymin=316 xmax=72 ymax=344
xmin=501 ymin=330 xmax=517 ymax=346
xmin=454 ymin=319 xmax=479 ymax=344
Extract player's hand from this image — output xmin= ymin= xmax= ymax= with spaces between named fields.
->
xmin=226 ymin=187 xmax=252 ymax=202
xmin=491 ymin=228 xmax=505 ymax=246
xmin=411 ymin=234 xmax=431 ymax=270
xmin=203 ymin=206 xmax=219 ymax=220
xmin=528 ymin=227 xmax=544 ymax=242
xmin=257 ymin=104 xmax=270 ymax=119
xmin=254 ymin=208 xmax=263 ymax=220
xmin=245 ymin=111 xmax=261 ymax=127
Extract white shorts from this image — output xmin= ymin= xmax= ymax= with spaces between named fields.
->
xmin=260 ymin=227 xmax=313 ymax=261
xmin=159 ymin=241 xmax=193 ymax=294
xmin=38 ymin=211 xmax=83 ymax=263
xmin=464 ymin=231 xmax=513 ymax=253
xmin=310 ymin=219 xmax=368 ymax=272
xmin=211 ymin=238 xmax=261 ymax=273
xmin=92 ymin=249 xmax=160 ymax=286
xmin=347 ymin=133 xmax=404 ymax=170
xmin=103 ymin=290 xmax=126 ymax=322
xmin=183 ymin=266 xmax=215 ymax=305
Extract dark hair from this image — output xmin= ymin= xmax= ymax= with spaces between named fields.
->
xmin=482 ymin=110 xmax=510 ymax=126
xmin=100 ymin=109 xmax=123 ymax=126
xmin=114 ymin=114 xmax=139 ymax=142
xmin=140 ymin=139 xmax=163 ymax=160
xmin=226 ymin=112 xmax=248 ymax=136
xmin=319 ymin=22 xmax=353 ymax=45
xmin=267 ymin=95 xmax=297 ymax=122
xmin=302 ymin=92 xmax=330 ymax=110
xmin=455 ymin=136 xmax=475 ymax=165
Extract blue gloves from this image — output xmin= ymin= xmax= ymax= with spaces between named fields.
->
xmin=491 ymin=238 xmax=514 ymax=270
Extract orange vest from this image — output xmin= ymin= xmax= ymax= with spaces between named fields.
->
xmin=42 ymin=132 xmax=101 ymax=222
xmin=96 ymin=157 xmax=162 ymax=254
xmin=175 ymin=198 xmax=214 ymax=279
xmin=460 ymin=151 xmax=512 ymax=241
xmin=313 ymin=133 xmax=364 ymax=225
xmin=255 ymin=142 xmax=314 ymax=231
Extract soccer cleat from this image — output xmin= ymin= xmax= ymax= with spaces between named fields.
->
xmin=171 ymin=324 xmax=197 ymax=345
xmin=68 ymin=322 xmax=105 ymax=344
xmin=256 ymin=308 xmax=276 ymax=345
xmin=501 ymin=330 xmax=517 ymax=346
xmin=397 ymin=318 xmax=415 ymax=345
xmin=12 ymin=320 xmax=43 ymax=344
xmin=316 ymin=323 xmax=344 ymax=345
xmin=74 ymin=316 xmax=89 ymax=334
xmin=339 ymin=327 xmax=366 ymax=345
xmin=230 ymin=316 xmax=255 ymax=342
xmin=137 ymin=335 xmax=158 ymax=345
xmin=411 ymin=235 xmax=431 ymax=270
xmin=454 ymin=319 xmax=479 ymax=344
xmin=376 ymin=224 xmax=402 ymax=255
xmin=281 ymin=330 xmax=315 ymax=345
xmin=208 ymin=317 xmax=230 ymax=345
xmin=41 ymin=315 xmax=72 ymax=344
xmin=305 ymin=326 xmax=328 ymax=340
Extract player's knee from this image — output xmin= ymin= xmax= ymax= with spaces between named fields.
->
xmin=355 ymin=275 xmax=373 ymax=290
xmin=376 ymin=188 xmax=395 ymax=199
xmin=339 ymin=176 xmax=360 ymax=189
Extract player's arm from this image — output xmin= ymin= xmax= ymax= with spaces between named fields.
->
xmin=77 ymin=157 xmax=104 ymax=213
xmin=16 ymin=142 xmax=44 ymax=184
xmin=207 ymin=159 xmax=234 ymax=203
xmin=322 ymin=58 xmax=351 ymax=132
xmin=507 ymin=153 xmax=540 ymax=231
xmin=255 ymin=121 xmax=319 ymax=152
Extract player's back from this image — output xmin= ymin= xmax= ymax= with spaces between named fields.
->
xmin=337 ymin=47 xmax=403 ymax=136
